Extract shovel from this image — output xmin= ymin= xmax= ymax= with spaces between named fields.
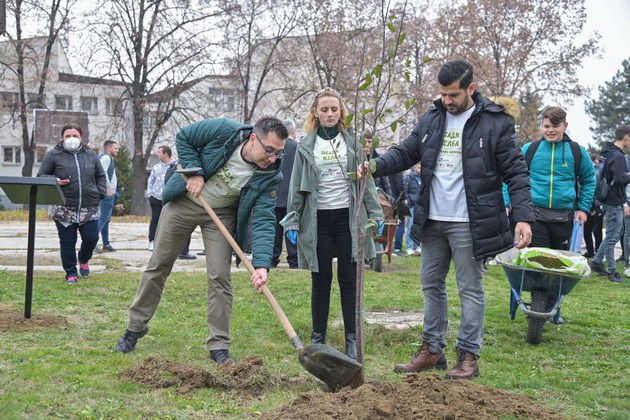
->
xmin=176 ymin=167 xmax=362 ymax=389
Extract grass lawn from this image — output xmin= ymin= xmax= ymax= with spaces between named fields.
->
xmin=0 ymin=256 xmax=628 ymax=418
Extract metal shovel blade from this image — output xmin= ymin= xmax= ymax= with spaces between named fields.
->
xmin=298 ymin=344 xmax=362 ymax=389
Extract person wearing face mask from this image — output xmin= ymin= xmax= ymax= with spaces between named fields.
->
xmin=37 ymin=125 xmax=107 ymax=284
xmin=503 ymin=106 xmax=596 ymax=323
xmin=114 ymin=116 xmax=288 ymax=364
xmin=280 ymin=88 xmax=383 ymax=360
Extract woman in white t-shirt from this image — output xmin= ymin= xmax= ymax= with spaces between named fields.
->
xmin=281 ymin=88 xmax=383 ymax=360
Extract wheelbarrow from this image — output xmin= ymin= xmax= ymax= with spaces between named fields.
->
xmin=495 ymin=248 xmax=590 ymax=345
xmin=369 ymin=189 xmax=399 ymax=272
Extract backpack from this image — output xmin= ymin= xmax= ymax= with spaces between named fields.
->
xmin=163 ymin=160 xmax=179 ymax=184
xmin=524 ymin=139 xmax=582 ymax=203
xmin=594 ymin=157 xmax=611 ymax=203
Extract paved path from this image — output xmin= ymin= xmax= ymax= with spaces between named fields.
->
xmin=0 ymin=220 xmax=298 ymax=275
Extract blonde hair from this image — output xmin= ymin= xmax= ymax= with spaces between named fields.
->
xmin=303 ymin=88 xmax=350 ymax=133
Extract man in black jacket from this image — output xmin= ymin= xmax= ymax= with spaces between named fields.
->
xmin=271 ymin=119 xmax=299 ymax=268
xmin=590 ymin=125 xmax=630 ymax=283
xmin=359 ymin=61 xmax=533 ymax=379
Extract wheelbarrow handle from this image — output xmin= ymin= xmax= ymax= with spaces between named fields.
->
xmin=177 ymin=168 xmax=303 ymax=351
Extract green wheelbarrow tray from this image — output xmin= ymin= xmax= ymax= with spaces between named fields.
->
xmin=495 ymin=248 xmax=590 ymax=320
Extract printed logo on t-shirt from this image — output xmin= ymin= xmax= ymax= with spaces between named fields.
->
xmin=436 ymin=130 xmax=463 ymax=173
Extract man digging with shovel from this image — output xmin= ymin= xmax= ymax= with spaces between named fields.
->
xmin=114 ymin=116 xmax=288 ymax=364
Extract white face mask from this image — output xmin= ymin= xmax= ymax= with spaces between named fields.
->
xmin=64 ymin=136 xmax=81 ymax=151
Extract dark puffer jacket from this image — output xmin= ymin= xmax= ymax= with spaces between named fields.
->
xmin=374 ymin=92 xmax=534 ymax=260
xmin=37 ymin=142 xmax=107 ymax=208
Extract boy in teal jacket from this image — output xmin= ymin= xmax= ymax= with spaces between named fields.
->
xmin=504 ymin=107 xmax=595 ymax=324
xmin=115 ymin=117 xmax=288 ymax=363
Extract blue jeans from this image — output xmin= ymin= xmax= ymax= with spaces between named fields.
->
xmin=55 ymin=220 xmax=99 ymax=278
xmin=594 ymin=204 xmax=624 ymax=271
xmin=420 ymin=220 xmax=485 ymax=357
xmin=394 ymin=219 xmax=405 ymax=251
xmin=406 ymin=207 xmax=418 ymax=250
xmin=98 ymin=195 xmax=115 ymax=245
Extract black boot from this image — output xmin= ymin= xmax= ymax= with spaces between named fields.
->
xmin=345 ymin=333 xmax=357 ymax=360
xmin=311 ymin=331 xmax=326 ymax=345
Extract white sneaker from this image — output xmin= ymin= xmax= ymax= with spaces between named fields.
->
xmin=413 ymin=248 xmax=421 ymax=256
xmin=406 ymin=248 xmax=415 ymax=256
xmin=148 ymin=241 xmax=154 ymax=251
xmin=624 ymin=266 xmax=630 ymax=277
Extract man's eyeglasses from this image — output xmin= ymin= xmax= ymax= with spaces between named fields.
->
xmin=255 ymin=135 xmax=285 ymax=159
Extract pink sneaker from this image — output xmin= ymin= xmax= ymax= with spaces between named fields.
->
xmin=79 ymin=263 xmax=90 ymax=277
xmin=66 ymin=275 xmax=79 ymax=284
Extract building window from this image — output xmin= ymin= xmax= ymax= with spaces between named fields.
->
xmin=27 ymin=93 xmax=46 ymax=110
xmin=208 ymin=88 xmax=236 ymax=112
xmin=0 ymin=91 xmax=19 ymax=112
xmin=106 ymin=97 xmax=124 ymax=116
xmin=36 ymin=146 xmax=48 ymax=163
xmin=3 ymin=146 xmax=21 ymax=164
xmin=55 ymin=95 xmax=73 ymax=111
xmin=80 ymin=97 xmax=98 ymax=115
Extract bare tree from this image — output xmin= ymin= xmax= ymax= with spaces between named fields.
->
xmin=82 ymin=0 xmax=224 ymax=214
xmin=432 ymin=0 xmax=599 ymax=101
xmin=0 ymin=0 xmax=75 ymax=176
xmin=220 ymin=0 xmax=301 ymax=124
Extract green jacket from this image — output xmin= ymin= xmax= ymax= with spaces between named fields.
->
xmin=280 ymin=129 xmax=383 ymax=271
xmin=162 ymin=118 xmax=283 ymax=269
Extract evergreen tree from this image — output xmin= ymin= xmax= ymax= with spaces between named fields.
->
xmin=114 ymin=145 xmax=133 ymax=216
xmin=585 ymin=58 xmax=630 ymax=144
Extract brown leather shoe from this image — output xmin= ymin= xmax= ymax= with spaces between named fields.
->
xmin=445 ymin=348 xmax=479 ymax=380
xmin=394 ymin=342 xmax=447 ymax=373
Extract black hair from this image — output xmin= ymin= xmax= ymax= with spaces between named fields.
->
xmin=615 ymin=124 xmax=630 ymax=140
xmin=253 ymin=116 xmax=289 ymax=140
xmin=103 ymin=140 xmax=118 ymax=150
xmin=437 ymin=60 xmax=474 ymax=89
xmin=158 ymin=145 xmax=172 ymax=157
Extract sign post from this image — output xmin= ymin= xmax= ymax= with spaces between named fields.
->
xmin=0 ymin=176 xmax=65 ymax=318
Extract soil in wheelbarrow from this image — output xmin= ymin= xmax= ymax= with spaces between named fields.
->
xmin=263 ymin=373 xmax=561 ymax=419
xmin=528 ymin=255 xmax=569 ymax=269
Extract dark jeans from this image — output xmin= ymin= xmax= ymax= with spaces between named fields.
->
xmin=394 ymin=219 xmax=405 ymax=251
xmin=55 ymin=220 xmax=99 ymax=277
xmin=272 ymin=207 xmax=297 ymax=267
xmin=312 ymin=208 xmax=357 ymax=335
xmin=98 ymin=195 xmax=115 ymax=245
xmin=530 ymin=219 xmax=573 ymax=250
xmin=530 ymin=218 xmax=573 ymax=322
xmin=148 ymin=196 xmax=163 ymax=242
xmin=584 ymin=211 xmax=603 ymax=256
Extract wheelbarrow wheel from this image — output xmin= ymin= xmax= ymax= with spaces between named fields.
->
xmin=526 ymin=290 xmax=548 ymax=345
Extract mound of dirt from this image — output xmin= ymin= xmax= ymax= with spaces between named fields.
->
xmin=263 ymin=373 xmax=561 ymax=419
xmin=0 ymin=304 xmax=69 ymax=333
xmin=121 ymin=356 xmax=273 ymax=395
xmin=218 ymin=355 xmax=272 ymax=395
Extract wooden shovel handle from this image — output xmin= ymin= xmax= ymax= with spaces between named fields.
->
xmin=178 ymin=169 xmax=300 ymax=346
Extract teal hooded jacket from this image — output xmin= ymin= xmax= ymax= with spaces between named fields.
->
xmin=162 ymin=118 xmax=283 ymax=269
xmin=503 ymin=135 xmax=595 ymax=212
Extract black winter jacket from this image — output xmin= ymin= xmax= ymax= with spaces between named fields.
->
xmin=599 ymin=142 xmax=630 ymax=206
xmin=373 ymin=92 xmax=534 ymax=260
xmin=37 ymin=143 xmax=107 ymax=208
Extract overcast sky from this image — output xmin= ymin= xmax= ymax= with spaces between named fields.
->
xmin=564 ymin=0 xmax=630 ymax=148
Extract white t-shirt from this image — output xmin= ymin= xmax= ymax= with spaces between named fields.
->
xmin=314 ymin=133 xmax=350 ymax=209
xmin=187 ymin=144 xmax=257 ymax=208
xmin=429 ymin=105 xmax=475 ymax=221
